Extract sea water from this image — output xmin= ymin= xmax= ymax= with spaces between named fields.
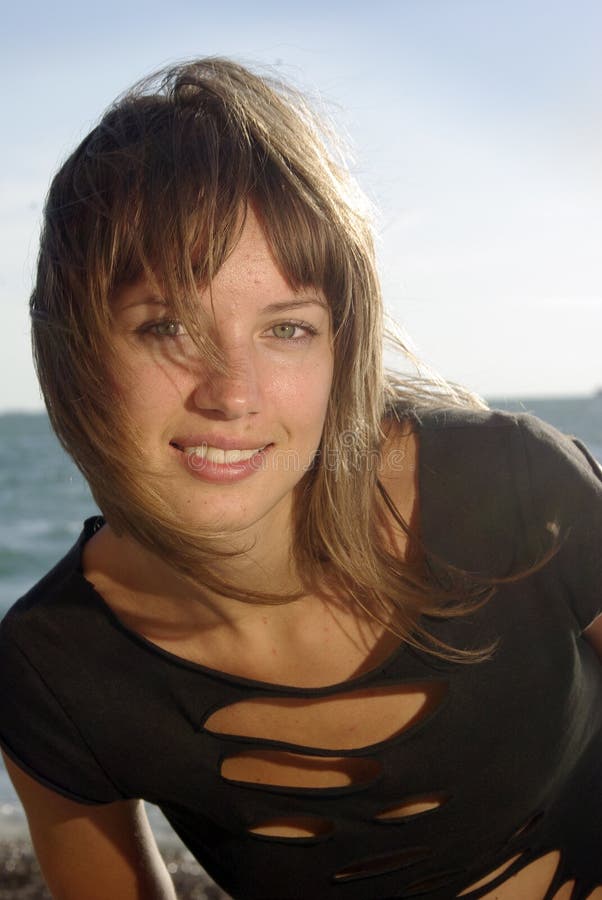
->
xmin=1 ymin=398 xmax=601 ymax=842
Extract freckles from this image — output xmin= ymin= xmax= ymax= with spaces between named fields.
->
xmin=127 ymin=362 xmax=191 ymax=407
xmin=270 ymin=355 xmax=332 ymax=395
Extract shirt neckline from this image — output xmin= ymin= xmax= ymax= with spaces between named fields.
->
xmin=71 ymin=412 xmax=435 ymax=693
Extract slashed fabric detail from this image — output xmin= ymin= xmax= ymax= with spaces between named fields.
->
xmin=0 ymin=408 xmax=601 ymax=899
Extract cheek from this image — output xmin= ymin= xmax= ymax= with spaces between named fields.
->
xmin=115 ymin=358 xmax=191 ymax=412
xmin=311 ymin=354 xmax=334 ymax=414
xmin=269 ymin=358 xmax=333 ymax=421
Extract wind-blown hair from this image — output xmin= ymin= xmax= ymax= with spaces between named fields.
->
xmin=30 ymin=57 xmax=556 ymax=662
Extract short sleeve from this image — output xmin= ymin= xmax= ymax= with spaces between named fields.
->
xmin=0 ymin=619 xmax=125 ymax=804
xmin=517 ymin=413 xmax=602 ymax=633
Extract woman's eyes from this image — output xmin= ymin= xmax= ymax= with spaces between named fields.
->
xmin=268 ymin=321 xmax=318 ymax=342
xmin=140 ymin=319 xmax=187 ymax=338
xmin=139 ymin=319 xmax=318 ymax=342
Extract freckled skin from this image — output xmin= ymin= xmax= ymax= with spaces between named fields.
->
xmin=110 ymin=208 xmax=334 ymax=552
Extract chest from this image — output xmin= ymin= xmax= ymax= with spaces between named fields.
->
xmin=60 ymin=572 xmax=602 ymax=899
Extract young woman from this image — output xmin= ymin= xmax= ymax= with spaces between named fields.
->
xmin=1 ymin=58 xmax=601 ymax=900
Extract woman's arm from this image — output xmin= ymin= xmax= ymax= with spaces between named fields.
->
xmin=2 ymin=752 xmax=177 ymax=900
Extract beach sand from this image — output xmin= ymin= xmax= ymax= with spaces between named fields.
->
xmin=0 ymin=839 xmax=231 ymax=899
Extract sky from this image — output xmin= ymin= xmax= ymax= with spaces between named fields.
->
xmin=1 ymin=0 xmax=601 ymax=411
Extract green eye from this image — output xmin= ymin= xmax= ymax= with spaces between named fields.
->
xmin=144 ymin=319 xmax=186 ymax=338
xmin=272 ymin=323 xmax=298 ymax=339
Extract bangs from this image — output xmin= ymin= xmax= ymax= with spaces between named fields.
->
xmin=67 ymin=63 xmax=362 ymax=342
xmin=34 ymin=57 xmax=375 ymax=433
xmin=31 ymin=57 xmax=498 ymax=668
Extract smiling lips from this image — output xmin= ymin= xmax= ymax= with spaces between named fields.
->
xmin=169 ymin=439 xmax=272 ymax=482
xmin=181 ymin=444 xmax=268 ymax=464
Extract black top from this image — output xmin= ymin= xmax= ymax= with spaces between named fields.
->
xmin=1 ymin=408 xmax=601 ymax=899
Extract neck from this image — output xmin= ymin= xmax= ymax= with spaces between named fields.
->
xmin=97 ymin=505 xmax=307 ymax=630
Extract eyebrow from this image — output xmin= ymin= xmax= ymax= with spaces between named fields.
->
xmin=122 ymin=297 xmax=329 ymax=313
xmin=260 ymin=298 xmax=329 ymax=314
xmin=121 ymin=297 xmax=168 ymax=310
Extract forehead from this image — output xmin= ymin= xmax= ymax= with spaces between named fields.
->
xmin=203 ymin=208 xmax=294 ymax=297
xmin=113 ymin=208 xmax=330 ymax=315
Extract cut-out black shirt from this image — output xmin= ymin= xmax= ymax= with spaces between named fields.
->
xmin=1 ymin=408 xmax=601 ymax=899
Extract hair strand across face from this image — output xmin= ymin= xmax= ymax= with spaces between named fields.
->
xmin=31 ymin=57 xmax=555 ymax=663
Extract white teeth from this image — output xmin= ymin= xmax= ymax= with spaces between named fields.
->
xmin=185 ymin=445 xmax=265 ymax=464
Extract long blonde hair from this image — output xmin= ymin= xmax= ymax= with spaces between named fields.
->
xmin=31 ymin=58 xmax=556 ymax=662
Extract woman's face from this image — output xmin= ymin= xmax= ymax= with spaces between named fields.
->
xmin=110 ymin=208 xmax=334 ymax=541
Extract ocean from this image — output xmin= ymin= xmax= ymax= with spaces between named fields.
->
xmin=1 ymin=397 xmax=601 ymax=845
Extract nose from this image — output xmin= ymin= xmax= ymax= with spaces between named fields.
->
xmin=192 ymin=346 xmax=261 ymax=420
